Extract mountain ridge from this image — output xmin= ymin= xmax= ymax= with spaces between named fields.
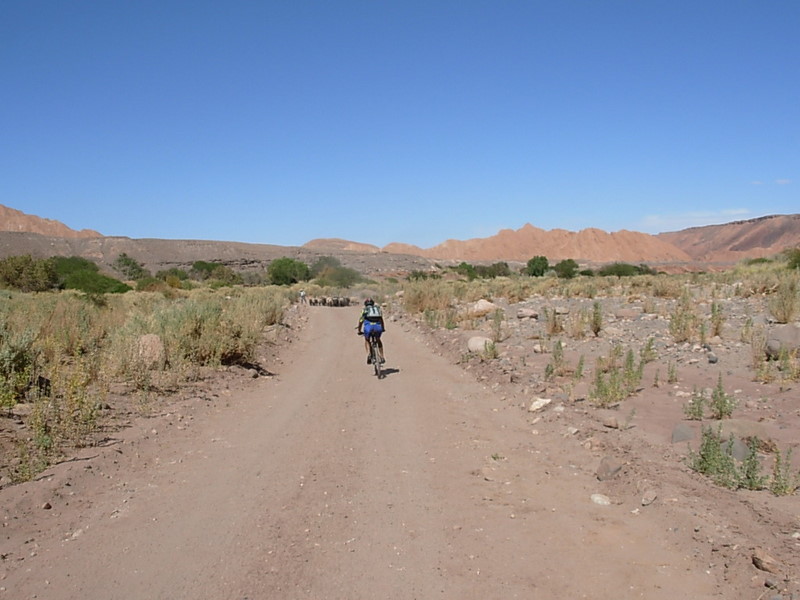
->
xmin=2 ymin=203 xmax=799 ymax=271
xmin=0 ymin=205 xmax=102 ymax=239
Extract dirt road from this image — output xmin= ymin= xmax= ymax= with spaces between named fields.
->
xmin=2 ymin=306 xmax=743 ymax=598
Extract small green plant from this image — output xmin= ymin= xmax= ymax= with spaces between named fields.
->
xmin=491 ymin=452 xmax=505 ymax=461
xmin=544 ymin=307 xmax=563 ymax=336
xmin=768 ymin=274 xmax=799 ymax=324
xmin=710 ymin=301 xmax=724 ymax=338
xmin=590 ymin=301 xmax=602 ymax=337
xmin=769 ymin=448 xmax=800 ymax=496
xmin=739 ymin=439 xmax=768 ymax=491
xmin=639 ymin=337 xmax=657 ymax=363
xmin=669 ymin=290 xmax=699 ymax=343
xmin=688 ymin=426 xmax=739 ymax=489
xmin=483 ymin=341 xmax=499 ymax=360
xmin=667 ymin=361 xmax=678 ymax=384
xmin=683 ymin=387 xmax=706 ymax=420
xmin=574 ymin=354 xmax=585 ymax=380
xmin=708 ymin=373 xmax=737 ymax=419
xmin=491 ymin=309 xmax=504 ymax=343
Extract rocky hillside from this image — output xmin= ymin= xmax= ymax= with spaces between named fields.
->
xmin=657 ymin=214 xmax=800 ymax=262
xmin=382 ymin=224 xmax=692 ymax=263
xmin=3 ymin=203 xmax=798 ymax=273
xmin=0 ymin=205 xmax=102 ymax=238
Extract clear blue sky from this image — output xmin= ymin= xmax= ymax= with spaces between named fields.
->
xmin=2 ymin=1 xmax=797 ymax=248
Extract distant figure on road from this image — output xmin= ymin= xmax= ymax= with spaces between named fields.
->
xmin=357 ymin=298 xmax=385 ymax=364
xmin=299 ymin=290 xmax=306 ymax=304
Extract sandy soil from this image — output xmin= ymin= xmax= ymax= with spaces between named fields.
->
xmin=1 ymin=302 xmax=798 ymax=599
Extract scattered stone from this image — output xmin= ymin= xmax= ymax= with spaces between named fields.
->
xmin=765 ymin=323 xmax=800 ymax=360
xmin=591 ymin=493 xmax=611 ymax=506
xmin=42 ymin=502 xmax=52 ymax=510
xmin=467 ymin=336 xmax=494 ymax=354
xmin=602 ymin=415 xmax=620 ymax=429
xmin=671 ymin=423 xmax=695 ymax=444
xmin=528 ymin=398 xmax=552 ymax=412
xmin=614 ymin=308 xmax=641 ymax=320
xmin=752 ymin=548 xmax=782 ymax=574
xmin=596 ymin=456 xmax=623 ymax=481
xmin=516 ymin=308 xmax=539 ymax=319
xmin=641 ymin=490 xmax=658 ymax=506
xmin=469 ymin=299 xmax=499 ymax=318
xmin=707 ymin=352 xmax=718 ymax=364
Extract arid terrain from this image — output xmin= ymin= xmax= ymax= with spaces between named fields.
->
xmin=1 ymin=285 xmax=799 ymax=599
xmin=1 ymin=204 xmax=799 ymax=598
xmin=3 ymin=204 xmax=800 ymax=276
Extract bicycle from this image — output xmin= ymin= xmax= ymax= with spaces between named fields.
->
xmin=368 ymin=332 xmax=383 ymax=378
xmin=357 ymin=328 xmax=384 ymax=379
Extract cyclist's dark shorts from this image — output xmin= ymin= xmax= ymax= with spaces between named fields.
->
xmin=363 ymin=321 xmax=383 ymax=338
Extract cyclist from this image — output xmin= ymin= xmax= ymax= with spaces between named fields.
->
xmin=357 ymin=298 xmax=386 ymax=364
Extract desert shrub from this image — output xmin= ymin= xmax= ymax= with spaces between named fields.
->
xmin=268 ymin=258 xmax=310 ymax=286
xmin=709 ymin=301 xmax=724 ymax=337
xmin=651 ymin=276 xmax=684 ymax=299
xmin=314 ymin=265 xmax=363 ymax=288
xmin=553 ymin=259 xmax=579 ymax=279
xmin=455 ymin=262 xmax=477 ymax=281
xmin=156 ymin=267 xmax=189 ymax=282
xmin=683 ymin=387 xmax=706 ymax=420
xmin=782 ymin=247 xmax=800 ymax=270
xmin=0 ymin=255 xmax=59 ymax=292
xmin=590 ymin=345 xmax=643 ymax=406
xmin=0 ymin=325 xmax=38 ymax=409
xmin=403 ymin=281 xmax=454 ymax=314
xmin=112 ymin=253 xmax=150 ymax=281
xmin=688 ymin=426 xmax=740 ymax=489
xmin=526 ymin=255 xmax=549 ymax=277
xmin=190 ymin=261 xmax=219 ymax=280
xmin=769 ymin=448 xmax=800 ymax=496
xmin=669 ymin=290 xmax=699 ymax=342
xmin=208 ymin=265 xmax=244 ymax=287
xmin=62 ymin=269 xmax=131 ymax=294
xmin=708 ymin=373 xmax=737 ymax=419
xmin=590 ymin=301 xmax=602 ymax=336
xmin=767 ymin=273 xmax=799 ymax=324
xmin=597 ymin=262 xmax=656 ymax=277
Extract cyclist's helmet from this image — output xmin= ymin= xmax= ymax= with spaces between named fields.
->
xmin=364 ymin=298 xmax=374 ymax=306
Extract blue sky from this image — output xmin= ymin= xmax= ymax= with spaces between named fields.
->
xmin=2 ymin=1 xmax=797 ymax=248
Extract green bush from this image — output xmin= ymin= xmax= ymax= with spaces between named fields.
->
xmin=553 ymin=259 xmax=579 ymax=279
xmin=112 ymin=253 xmax=150 ymax=280
xmin=597 ymin=262 xmax=657 ymax=277
xmin=0 ymin=325 xmax=38 ymax=409
xmin=526 ymin=255 xmax=549 ymax=277
xmin=0 ymin=255 xmax=59 ymax=292
xmin=268 ymin=258 xmax=310 ymax=286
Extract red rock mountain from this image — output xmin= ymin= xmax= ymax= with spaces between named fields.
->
xmin=657 ymin=214 xmax=800 ymax=263
xmin=0 ymin=205 xmax=102 ymax=238
xmin=382 ymin=224 xmax=692 ymax=263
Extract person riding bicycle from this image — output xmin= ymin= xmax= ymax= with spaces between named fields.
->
xmin=357 ymin=298 xmax=385 ymax=364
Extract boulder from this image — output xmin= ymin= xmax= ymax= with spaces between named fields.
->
xmin=516 ymin=308 xmax=539 ymax=320
xmin=469 ymin=299 xmax=499 ymax=317
xmin=467 ymin=336 xmax=494 ymax=354
xmin=136 ymin=334 xmax=166 ymax=370
xmin=765 ymin=323 xmax=800 ymax=359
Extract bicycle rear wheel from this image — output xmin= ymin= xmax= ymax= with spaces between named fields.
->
xmin=370 ymin=337 xmax=382 ymax=378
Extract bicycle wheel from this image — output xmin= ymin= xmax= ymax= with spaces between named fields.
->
xmin=371 ymin=337 xmax=382 ymax=378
